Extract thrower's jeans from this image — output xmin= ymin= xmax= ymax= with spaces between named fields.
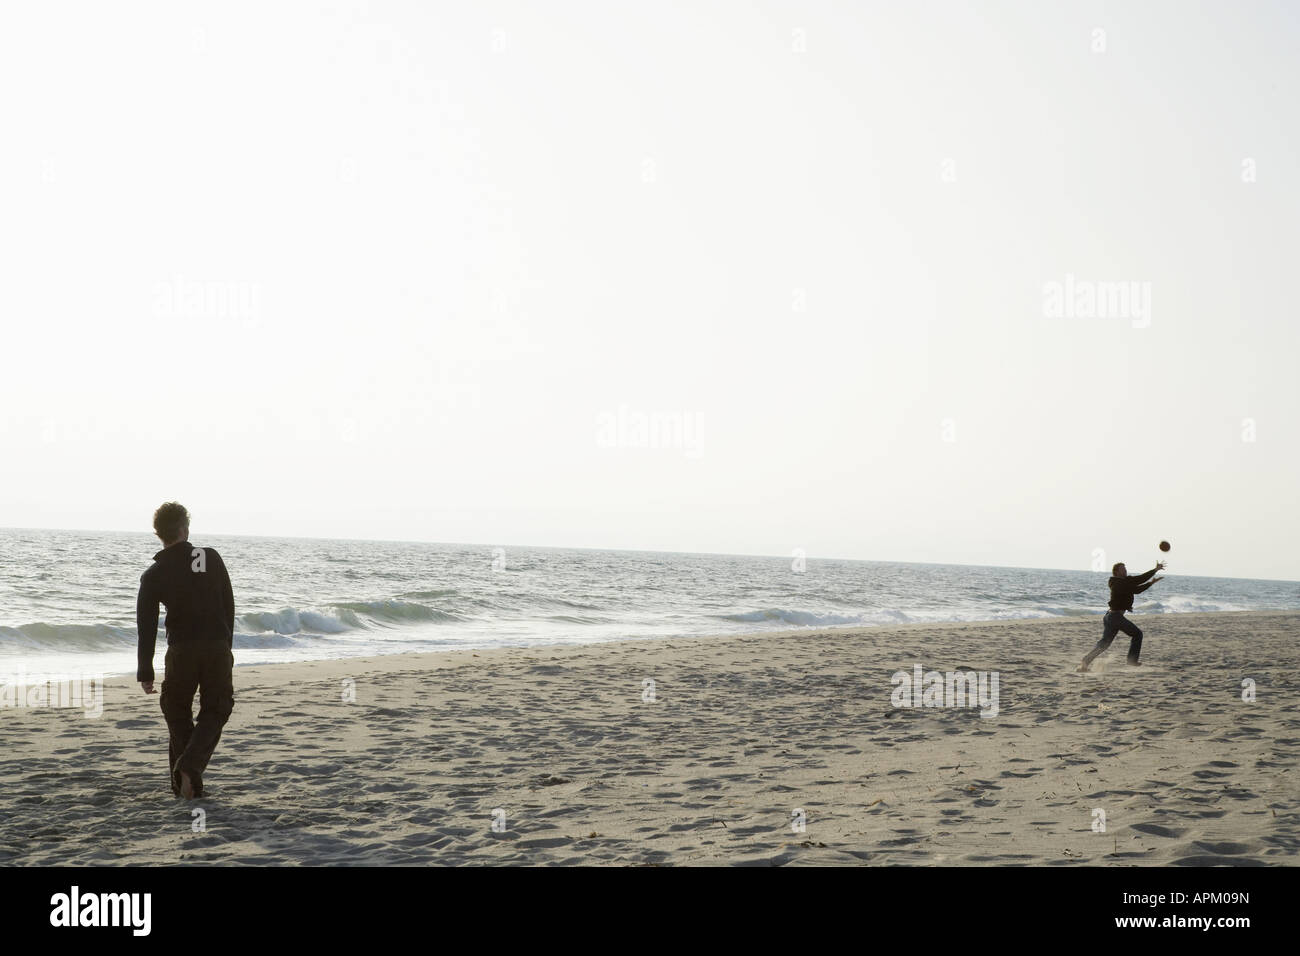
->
xmin=1082 ymin=611 xmax=1144 ymax=667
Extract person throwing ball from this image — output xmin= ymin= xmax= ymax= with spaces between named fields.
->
xmin=1078 ymin=560 xmax=1166 ymax=672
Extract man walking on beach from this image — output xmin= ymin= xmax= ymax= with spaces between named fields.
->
xmin=1078 ymin=560 xmax=1165 ymax=672
xmin=136 ymin=502 xmax=235 ymax=798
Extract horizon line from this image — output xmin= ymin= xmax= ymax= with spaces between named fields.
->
xmin=2 ymin=524 xmax=1297 ymax=586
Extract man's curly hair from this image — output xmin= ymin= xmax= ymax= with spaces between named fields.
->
xmin=153 ymin=502 xmax=190 ymax=543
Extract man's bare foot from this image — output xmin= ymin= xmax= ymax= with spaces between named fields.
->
xmin=179 ymin=770 xmax=195 ymax=799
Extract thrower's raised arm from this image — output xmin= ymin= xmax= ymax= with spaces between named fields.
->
xmin=1129 ymin=567 xmax=1158 ymax=586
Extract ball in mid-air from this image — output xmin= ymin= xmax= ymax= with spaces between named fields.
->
xmin=1159 ymin=540 xmax=1171 ymax=552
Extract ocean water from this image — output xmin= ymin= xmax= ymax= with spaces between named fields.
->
xmin=2 ymin=527 xmax=1298 ymax=681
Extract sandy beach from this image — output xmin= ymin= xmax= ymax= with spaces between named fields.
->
xmin=2 ymin=611 xmax=1296 ymax=866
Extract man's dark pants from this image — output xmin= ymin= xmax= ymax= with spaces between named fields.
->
xmin=1082 ymin=611 xmax=1143 ymax=667
xmin=160 ymin=640 xmax=234 ymax=796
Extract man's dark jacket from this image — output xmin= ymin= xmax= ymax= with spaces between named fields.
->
xmin=136 ymin=540 xmax=234 ymax=682
xmin=1108 ymin=567 xmax=1158 ymax=613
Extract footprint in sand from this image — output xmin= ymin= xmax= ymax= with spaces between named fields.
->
xmin=1130 ymin=823 xmax=1188 ymax=839
xmin=1192 ymin=840 xmax=1253 ymax=855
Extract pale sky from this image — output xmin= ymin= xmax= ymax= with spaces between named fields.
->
xmin=2 ymin=1 xmax=1297 ymax=580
